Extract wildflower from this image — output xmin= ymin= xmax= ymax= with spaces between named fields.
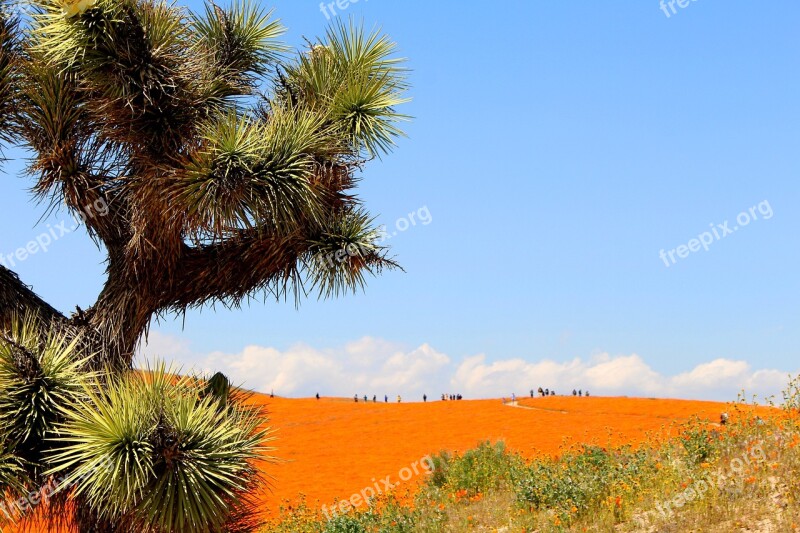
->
xmin=60 ymin=0 xmax=97 ymax=17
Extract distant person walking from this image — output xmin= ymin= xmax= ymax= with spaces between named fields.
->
xmin=511 ymin=393 xmax=516 ymax=403
xmin=423 ymin=394 xmax=427 ymax=402
xmin=385 ymin=395 xmax=388 ymax=403
xmin=316 ymin=393 xmax=320 ymax=400
xmin=397 ymin=395 xmax=402 ymax=403
xmin=373 ymin=395 xmax=377 ymax=403
xmin=354 ymin=394 xmax=358 ymax=403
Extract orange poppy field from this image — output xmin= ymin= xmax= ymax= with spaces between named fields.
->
xmin=255 ymin=394 xmax=744 ymax=517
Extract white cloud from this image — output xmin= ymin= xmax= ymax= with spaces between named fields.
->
xmin=139 ymin=332 xmax=796 ymax=402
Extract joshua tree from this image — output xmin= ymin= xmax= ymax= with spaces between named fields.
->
xmin=0 ymin=0 xmax=409 ymax=530
xmin=0 ymin=0 xmax=409 ymax=370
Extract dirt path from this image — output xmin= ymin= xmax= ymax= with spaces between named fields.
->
xmin=504 ymin=400 xmax=568 ymax=414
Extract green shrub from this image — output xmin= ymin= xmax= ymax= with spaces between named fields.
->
xmin=323 ymin=514 xmax=366 ymax=533
xmin=428 ymin=441 xmax=522 ymax=497
xmin=680 ymin=418 xmax=718 ymax=464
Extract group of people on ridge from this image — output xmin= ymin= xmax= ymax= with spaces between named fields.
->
xmin=529 ymin=387 xmax=591 ymax=397
xmin=313 ymin=392 xmax=465 ymax=403
xmin=348 ymin=394 xmax=401 ymax=403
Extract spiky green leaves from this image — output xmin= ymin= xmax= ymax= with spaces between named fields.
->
xmin=178 ymin=106 xmax=340 ymax=238
xmin=306 ymin=207 xmax=399 ymax=298
xmin=0 ymin=442 xmax=26 ymax=498
xmin=31 ymin=0 xmax=201 ymax=150
xmin=282 ymin=20 xmax=410 ymax=158
xmin=0 ymin=314 xmax=93 ymax=473
xmin=48 ymin=365 xmax=273 ymax=533
xmin=193 ymin=1 xmax=285 ymax=91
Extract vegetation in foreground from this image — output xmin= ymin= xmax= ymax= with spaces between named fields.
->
xmin=262 ymin=380 xmax=800 ymax=533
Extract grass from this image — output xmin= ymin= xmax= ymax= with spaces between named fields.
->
xmin=260 ymin=383 xmax=800 ymax=532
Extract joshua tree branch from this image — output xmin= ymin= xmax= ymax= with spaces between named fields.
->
xmin=0 ymin=264 xmax=64 ymax=329
xmin=164 ymin=229 xmax=307 ymax=311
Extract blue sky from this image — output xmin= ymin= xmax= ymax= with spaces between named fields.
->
xmin=2 ymin=0 xmax=799 ymax=399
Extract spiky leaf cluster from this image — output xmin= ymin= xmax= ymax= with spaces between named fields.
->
xmin=0 ymin=314 xmax=93 ymax=478
xmin=47 ymin=364 xmax=273 ymax=533
xmin=278 ymin=21 xmax=410 ymax=158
